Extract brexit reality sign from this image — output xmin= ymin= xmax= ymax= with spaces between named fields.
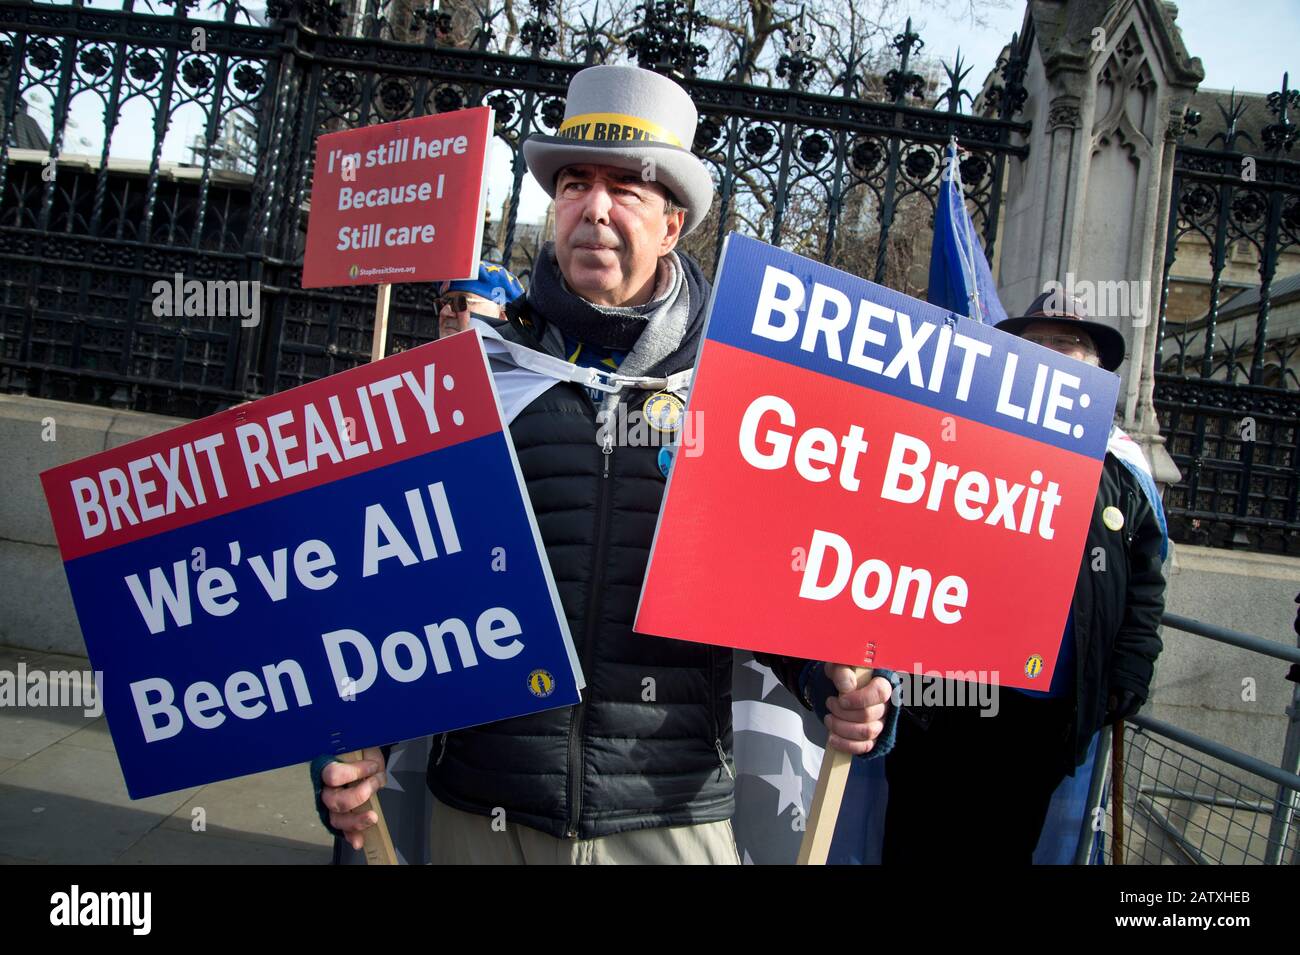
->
xmin=301 ymin=107 xmax=493 ymax=289
xmin=41 ymin=332 xmax=582 ymax=798
xmin=636 ymin=234 xmax=1120 ymax=689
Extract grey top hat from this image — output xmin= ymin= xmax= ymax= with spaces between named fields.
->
xmin=522 ymin=65 xmax=716 ymax=235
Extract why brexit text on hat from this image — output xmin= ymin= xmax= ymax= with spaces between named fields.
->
xmin=636 ymin=234 xmax=1120 ymax=689
xmin=302 ymin=108 xmax=492 ymax=289
xmin=555 ymin=112 xmax=683 ymax=147
xmin=40 ymin=332 xmax=581 ymax=798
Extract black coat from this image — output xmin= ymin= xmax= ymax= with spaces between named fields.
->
xmin=1063 ymin=452 xmax=1167 ymax=770
xmin=887 ymin=448 xmax=1167 ymax=781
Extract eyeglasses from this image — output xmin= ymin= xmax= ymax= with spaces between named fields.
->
xmin=1023 ymin=332 xmax=1095 ymax=355
xmin=436 ymin=293 xmax=469 ymax=314
xmin=436 ymin=293 xmax=501 ymax=317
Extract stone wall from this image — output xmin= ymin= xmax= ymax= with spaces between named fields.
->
xmin=0 ymin=395 xmax=190 ymax=655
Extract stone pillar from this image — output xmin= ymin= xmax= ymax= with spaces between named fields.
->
xmin=993 ymin=0 xmax=1204 ymax=484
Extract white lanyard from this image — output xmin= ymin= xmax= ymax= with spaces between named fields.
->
xmin=473 ymin=320 xmax=693 ymax=396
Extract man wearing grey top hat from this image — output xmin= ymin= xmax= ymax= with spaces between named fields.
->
xmin=316 ymin=64 xmax=898 ymax=863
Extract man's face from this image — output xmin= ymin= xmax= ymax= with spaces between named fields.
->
xmin=438 ymin=292 xmax=501 ymax=339
xmin=553 ymin=163 xmax=685 ymax=307
xmin=1020 ymin=320 xmax=1100 ymax=366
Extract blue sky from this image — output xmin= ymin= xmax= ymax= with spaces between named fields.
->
xmin=909 ymin=0 xmax=1297 ymax=95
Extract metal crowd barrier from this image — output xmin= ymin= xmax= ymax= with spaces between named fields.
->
xmin=1077 ymin=612 xmax=1300 ymax=864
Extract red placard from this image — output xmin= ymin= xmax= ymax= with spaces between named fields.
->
xmin=635 ymin=235 xmax=1121 ymax=690
xmin=302 ymin=108 xmax=493 ymax=289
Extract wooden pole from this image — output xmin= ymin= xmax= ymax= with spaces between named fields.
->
xmin=1111 ymin=718 xmax=1125 ymax=865
xmin=339 ymin=282 xmax=398 ymax=866
xmin=797 ymin=666 xmax=872 ymax=865
xmin=338 ymin=750 xmax=399 ymax=865
xmin=370 ymin=282 xmax=393 ymax=362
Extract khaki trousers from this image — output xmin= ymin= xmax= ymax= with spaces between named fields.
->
xmin=428 ymin=797 xmax=742 ymax=865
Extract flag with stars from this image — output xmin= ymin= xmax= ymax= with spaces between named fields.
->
xmin=731 ymin=651 xmax=830 ymax=864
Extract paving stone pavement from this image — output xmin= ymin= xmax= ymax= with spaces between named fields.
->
xmin=0 ymin=646 xmax=334 ymax=865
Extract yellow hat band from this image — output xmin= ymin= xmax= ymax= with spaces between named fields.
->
xmin=556 ymin=112 xmax=684 ymax=149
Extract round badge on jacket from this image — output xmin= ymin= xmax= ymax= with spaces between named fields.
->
xmin=643 ymin=391 xmax=684 ymax=433
xmin=1102 ymin=506 xmax=1125 ymax=531
xmin=657 ymin=446 xmax=673 ymax=479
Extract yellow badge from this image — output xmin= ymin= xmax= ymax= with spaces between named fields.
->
xmin=527 ymin=669 xmax=555 ymax=698
xmin=1102 ymin=506 xmax=1125 ymax=531
xmin=642 ymin=391 xmax=685 ymax=433
xmin=1025 ymin=654 xmax=1044 ymax=679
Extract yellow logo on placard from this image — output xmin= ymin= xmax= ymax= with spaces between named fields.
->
xmin=1025 ymin=654 xmax=1045 ymax=679
xmin=349 ymin=264 xmax=360 ymax=279
xmin=528 ymin=669 xmax=555 ymax=698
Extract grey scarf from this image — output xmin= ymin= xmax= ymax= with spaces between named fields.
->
xmin=528 ymin=242 xmax=692 ymax=380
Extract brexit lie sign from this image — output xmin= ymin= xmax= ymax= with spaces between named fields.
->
xmin=302 ymin=108 xmax=493 ymax=288
xmin=41 ymin=331 xmax=582 ymax=798
xmin=636 ymin=234 xmax=1120 ymax=689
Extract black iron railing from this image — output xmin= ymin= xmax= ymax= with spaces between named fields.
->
xmin=1155 ymin=79 xmax=1300 ymax=553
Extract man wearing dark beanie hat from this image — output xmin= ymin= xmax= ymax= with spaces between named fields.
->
xmin=881 ymin=290 xmax=1168 ymax=863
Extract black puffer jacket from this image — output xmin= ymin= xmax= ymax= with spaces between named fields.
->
xmin=425 ymin=254 xmax=806 ymax=839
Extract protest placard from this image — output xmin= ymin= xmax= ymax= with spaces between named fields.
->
xmin=41 ymin=331 xmax=582 ymax=800
xmin=301 ymin=108 xmax=493 ymax=290
xmin=636 ymin=233 xmax=1120 ymax=692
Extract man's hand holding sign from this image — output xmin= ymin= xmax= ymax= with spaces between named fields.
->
xmin=322 ymin=747 xmax=388 ymax=851
xmin=818 ymin=665 xmax=892 ymax=755
xmin=636 ymin=233 xmax=1120 ymax=862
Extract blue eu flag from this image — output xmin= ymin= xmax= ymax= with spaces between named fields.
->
xmin=926 ymin=138 xmax=1009 ymax=326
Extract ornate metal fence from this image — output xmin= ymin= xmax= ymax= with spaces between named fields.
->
xmin=1155 ymin=79 xmax=1300 ymax=554
xmin=0 ymin=0 xmax=1028 ymax=418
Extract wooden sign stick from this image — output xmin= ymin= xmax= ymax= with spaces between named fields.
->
xmin=370 ymin=282 xmax=393 ymax=362
xmin=1111 ymin=719 xmax=1126 ymax=865
xmin=797 ymin=666 xmax=872 ymax=865
xmin=338 ymin=750 xmax=399 ymax=865
xmin=336 ymin=283 xmax=399 ymax=866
